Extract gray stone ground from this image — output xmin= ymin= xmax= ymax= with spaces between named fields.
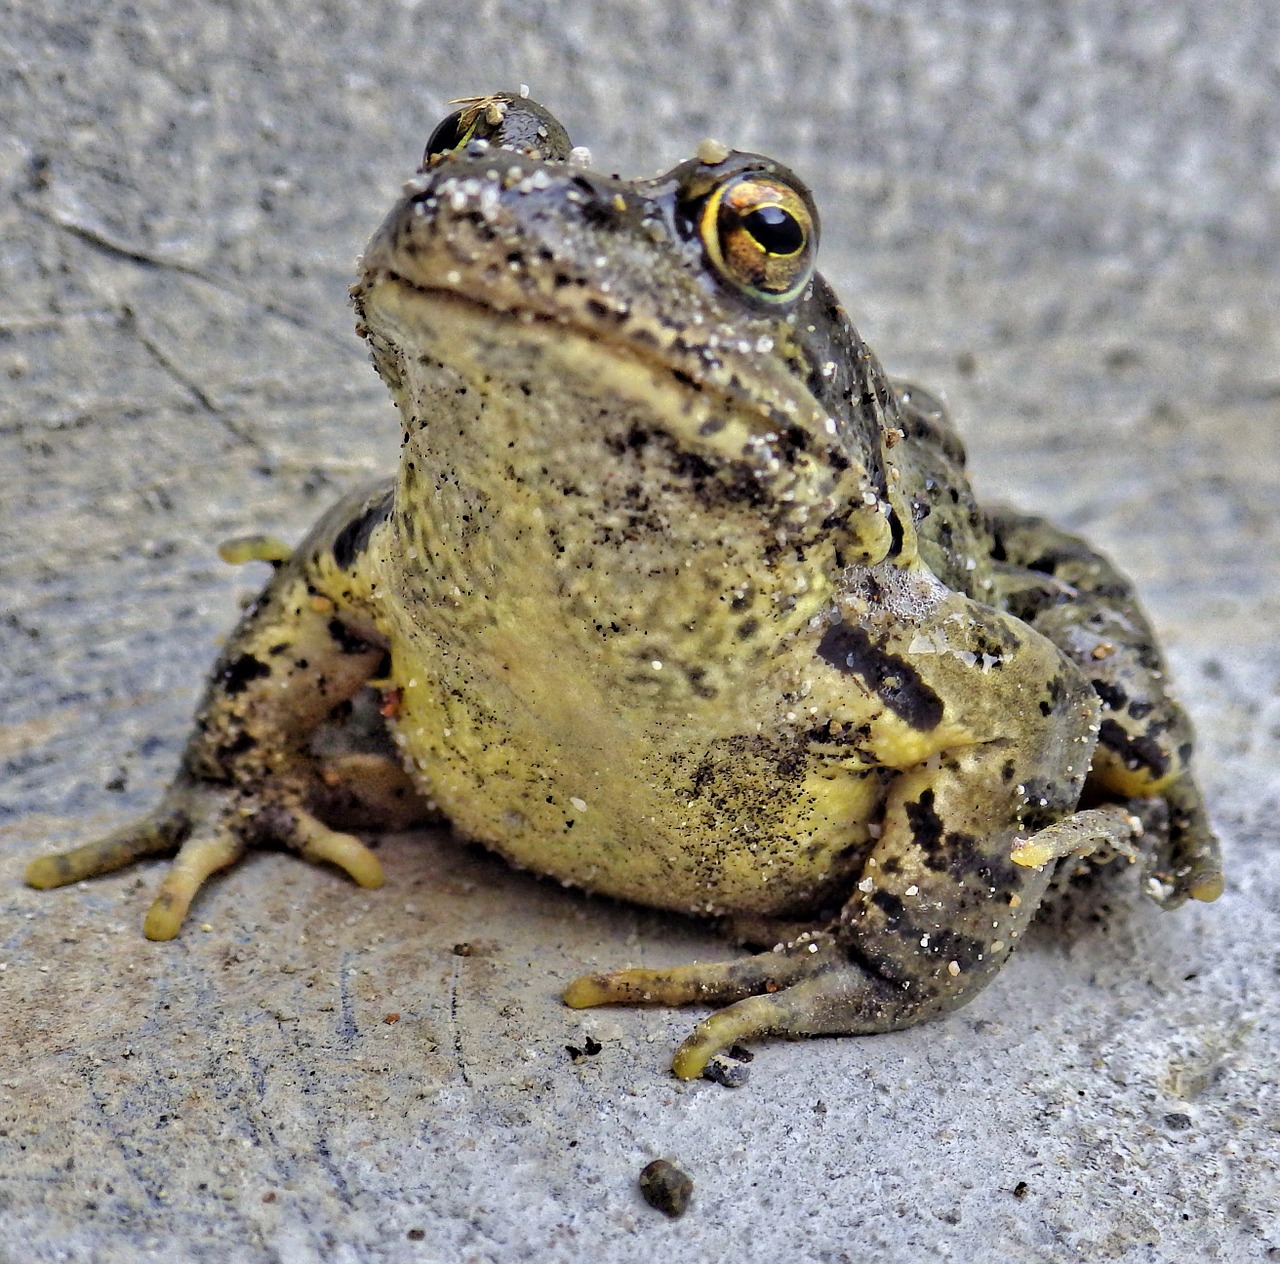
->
xmin=2 ymin=2 xmax=1277 ymax=1261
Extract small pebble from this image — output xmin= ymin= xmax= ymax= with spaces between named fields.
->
xmin=702 ymin=1053 xmax=751 ymax=1088
xmin=639 ymin=1159 xmax=693 ymax=1218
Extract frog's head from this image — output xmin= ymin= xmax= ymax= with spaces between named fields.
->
xmin=353 ymin=94 xmax=913 ymax=569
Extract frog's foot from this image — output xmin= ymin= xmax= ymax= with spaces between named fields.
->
xmin=1144 ymin=775 xmax=1225 ymax=908
xmin=1008 ymin=794 xmax=1224 ymax=909
xmin=563 ymin=933 xmax=902 ymax=1079
xmin=1009 ymin=804 xmax=1145 ymax=870
xmin=25 ymin=775 xmax=384 ymax=940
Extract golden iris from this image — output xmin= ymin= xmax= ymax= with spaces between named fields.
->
xmin=701 ymin=175 xmax=816 ymax=302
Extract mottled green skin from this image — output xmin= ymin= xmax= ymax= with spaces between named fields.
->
xmin=29 ymin=96 xmax=1222 ymax=1076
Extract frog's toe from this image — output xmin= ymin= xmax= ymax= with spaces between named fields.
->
xmin=562 ymin=932 xmax=843 ymax=1009
xmin=1009 ymin=804 xmax=1143 ymax=870
xmin=1186 ymin=865 xmax=1225 ymax=903
xmin=1143 ymin=824 xmax=1225 ymax=908
xmin=282 ymin=805 xmax=385 ymax=889
xmin=669 ymin=962 xmax=906 ymax=1079
xmin=25 ymin=805 xmax=190 ymax=892
xmin=670 ymin=977 xmax=852 ymax=1080
xmin=142 ymin=824 xmax=246 ymax=940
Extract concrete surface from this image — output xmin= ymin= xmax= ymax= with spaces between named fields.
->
xmin=2 ymin=1 xmax=1277 ymax=1261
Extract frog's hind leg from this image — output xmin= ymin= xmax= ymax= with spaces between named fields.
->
xmin=26 ymin=481 xmax=421 ymax=938
xmin=987 ymin=508 xmax=1223 ymax=906
xmin=569 ymin=758 xmax=1072 ymax=1078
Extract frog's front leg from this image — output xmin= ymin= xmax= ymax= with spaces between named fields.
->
xmin=26 ymin=482 xmax=411 ymax=939
xmin=566 ymin=590 xmax=1112 ymax=1077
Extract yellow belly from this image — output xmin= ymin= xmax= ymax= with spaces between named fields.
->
xmin=383 ymin=599 xmax=879 ymax=917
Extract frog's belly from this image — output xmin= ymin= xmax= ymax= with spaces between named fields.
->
xmin=387 ymin=655 xmax=879 ymax=918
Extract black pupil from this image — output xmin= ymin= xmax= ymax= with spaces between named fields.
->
xmin=742 ymin=205 xmax=803 ymax=255
xmin=424 ymin=110 xmax=467 ymax=158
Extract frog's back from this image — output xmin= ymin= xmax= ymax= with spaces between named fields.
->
xmin=887 ymin=381 xmax=996 ymax=597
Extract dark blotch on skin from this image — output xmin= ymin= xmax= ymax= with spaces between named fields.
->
xmin=328 ymin=618 xmax=377 ymax=656
xmin=218 ymin=730 xmax=256 ymax=760
xmin=221 ymin=653 xmax=271 ymax=696
xmin=683 ymin=665 xmax=717 ymax=700
xmin=871 ymin=888 xmax=906 ymax=922
xmin=905 ymin=789 xmax=945 ymax=853
xmin=670 ymin=446 xmax=768 ymax=510
xmin=778 ymin=424 xmax=811 ymax=459
xmin=1098 ymin=718 xmax=1170 ymax=779
xmin=586 ymin=297 xmax=627 ymax=324
xmin=887 ymin=508 xmax=905 ymax=558
xmin=1019 ymin=777 xmax=1072 ymax=832
xmin=817 ymin=624 xmax=944 ymax=730
xmin=1091 ymin=678 xmax=1129 ymax=712
xmin=1042 ymin=675 xmax=1067 ymax=712
xmin=332 ymin=489 xmax=393 ymax=571
xmin=966 ymin=848 xmax=1025 ymax=890
xmin=922 ymin=924 xmax=987 ymax=972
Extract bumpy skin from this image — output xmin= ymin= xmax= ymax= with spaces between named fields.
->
xmin=28 ymin=95 xmax=1222 ymax=1078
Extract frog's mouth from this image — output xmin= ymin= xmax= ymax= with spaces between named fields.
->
xmin=355 ymin=262 xmax=823 ymax=462
xmin=357 ymin=267 xmax=893 ymax=556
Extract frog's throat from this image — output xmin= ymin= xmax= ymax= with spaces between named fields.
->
xmin=356 ymin=275 xmax=897 ymax=568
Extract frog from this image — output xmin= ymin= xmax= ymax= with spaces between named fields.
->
xmin=27 ymin=92 xmax=1223 ymax=1080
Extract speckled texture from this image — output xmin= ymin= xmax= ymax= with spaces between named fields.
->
xmin=2 ymin=2 xmax=1276 ymax=1261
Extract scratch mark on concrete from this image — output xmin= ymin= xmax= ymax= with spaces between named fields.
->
xmin=33 ymin=203 xmax=358 ymax=355
xmin=124 ymin=306 xmax=265 ymax=453
xmin=449 ymin=957 xmax=472 ymax=1087
xmin=336 ymin=953 xmax=358 ymax=1052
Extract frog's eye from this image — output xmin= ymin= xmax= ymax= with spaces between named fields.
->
xmin=700 ymin=175 xmax=816 ymax=303
xmin=420 ymin=96 xmax=573 ymax=167
xmin=421 ymin=108 xmax=480 ymax=166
